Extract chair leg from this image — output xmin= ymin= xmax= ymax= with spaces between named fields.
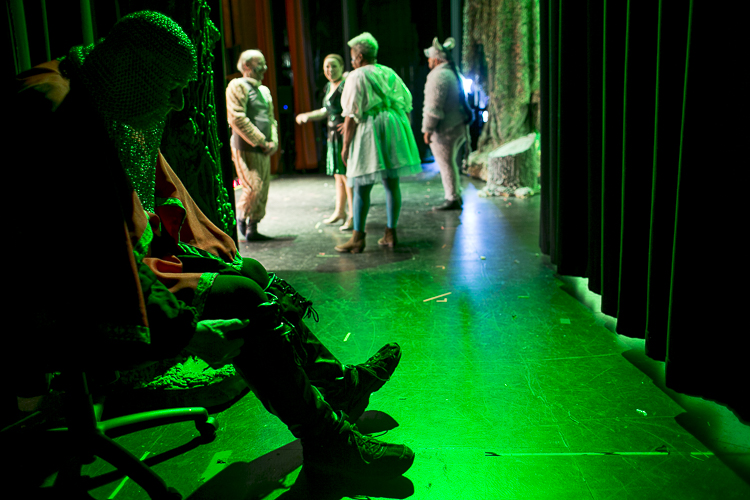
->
xmin=100 ymin=408 xmax=217 ymax=441
xmin=92 ymin=433 xmax=182 ymax=499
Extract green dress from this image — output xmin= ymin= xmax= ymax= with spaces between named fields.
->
xmin=323 ymin=80 xmax=346 ymax=175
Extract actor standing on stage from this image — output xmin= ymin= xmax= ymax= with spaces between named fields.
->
xmin=335 ymin=32 xmax=421 ymax=253
xmin=422 ymin=37 xmax=472 ymax=210
xmin=227 ymin=50 xmax=278 ymax=241
xmin=295 ymin=54 xmax=354 ymax=231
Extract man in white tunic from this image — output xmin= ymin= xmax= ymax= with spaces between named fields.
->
xmin=226 ymin=50 xmax=278 ymax=240
xmin=422 ymin=37 xmax=472 ymax=210
xmin=335 ymin=32 xmax=422 ymax=253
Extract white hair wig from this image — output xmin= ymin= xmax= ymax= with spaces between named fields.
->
xmin=237 ymin=49 xmax=264 ymax=73
xmin=348 ymin=32 xmax=379 ymax=61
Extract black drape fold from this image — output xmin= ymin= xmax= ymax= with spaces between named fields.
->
xmin=539 ymin=0 xmax=746 ymax=420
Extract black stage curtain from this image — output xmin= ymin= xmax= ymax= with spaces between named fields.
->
xmin=539 ymin=0 xmax=747 ymax=421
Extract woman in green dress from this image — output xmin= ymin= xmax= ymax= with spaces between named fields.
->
xmin=295 ymin=54 xmax=353 ymax=231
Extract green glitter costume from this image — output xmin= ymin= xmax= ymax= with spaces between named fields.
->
xmin=323 ymin=80 xmax=347 ymax=176
xmin=51 ymin=12 xmax=247 ymax=318
xmin=60 ymin=11 xmax=197 ymax=213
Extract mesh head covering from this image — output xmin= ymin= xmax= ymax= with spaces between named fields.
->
xmin=59 ymin=11 xmax=197 ymax=211
xmin=424 ymin=37 xmax=455 ymax=61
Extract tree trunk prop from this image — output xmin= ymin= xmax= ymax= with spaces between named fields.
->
xmin=463 ymin=0 xmax=541 ymax=181
xmin=479 ymin=132 xmax=539 ymax=198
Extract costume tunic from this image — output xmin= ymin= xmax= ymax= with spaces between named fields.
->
xmin=322 ymin=80 xmax=346 ymax=176
xmin=226 ymin=76 xmax=278 ymax=222
xmin=340 ymin=64 xmax=421 ymax=187
xmin=421 ymin=62 xmax=468 ymax=134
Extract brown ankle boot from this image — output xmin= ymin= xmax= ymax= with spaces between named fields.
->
xmin=335 ymin=230 xmax=366 ymax=253
xmin=378 ymin=227 xmax=397 ymax=247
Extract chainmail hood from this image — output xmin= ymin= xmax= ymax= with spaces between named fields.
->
xmin=59 ymin=11 xmax=197 ymax=211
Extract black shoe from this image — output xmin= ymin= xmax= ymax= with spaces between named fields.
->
xmin=246 ymin=221 xmax=272 ymax=241
xmin=237 ymin=219 xmax=247 ymax=241
xmin=329 ymin=343 xmax=402 ymax=423
xmin=303 ymin=420 xmax=415 ymax=478
xmin=433 ymin=198 xmax=462 ymax=210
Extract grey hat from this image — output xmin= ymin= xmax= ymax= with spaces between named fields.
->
xmin=424 ymin=36 xmax=455 ymax=59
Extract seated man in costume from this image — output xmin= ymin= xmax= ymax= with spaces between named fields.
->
xmin=10 ymin=11 xmax=414 ymax=478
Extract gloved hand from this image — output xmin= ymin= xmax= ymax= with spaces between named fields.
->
xmin=185 ymin=318 xmax=249 ymax=367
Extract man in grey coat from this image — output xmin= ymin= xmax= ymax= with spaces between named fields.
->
xmin=422 ymin=37 xmax=471 ymax=210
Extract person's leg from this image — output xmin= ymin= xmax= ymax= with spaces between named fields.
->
xmin=323 ymin=174 xmax=347 ymax=224
xmin=238 ymin=257 xmax=271 ymax=289
xmin=339 ymin=175 xmax=354 ymax=231
xmin=227 ymin=303 xmax=414 ymax=476
xmin=263 ymin=271 xmax=401 ymax=421
xmin=196 ymin=261 xmax=398 ymax=421
xmin=246 ymin=153 xmax=272 ymax=240
xmin=335 ymin=182 xmax=371 ymax=253
xmin=353 ymin=183 xmax=373 ymax=232
xmin=200 ymin=275 xmax=268 ymax=320
xmin=445 ymin=131 xmax=465 ymax=201
xmin=382 ymin=177 xmax=402 ymax=229
xmin=264 ymin=272 xmax=346 ymax=387
xmin=377 ymin=177 xmax=401 ymax=247
xmin=432 ymin=128 xmax=465 ymax=210
xmin=344 ymin=177 xmax=354 ymax=218
xmin=254 ymin=153 xmax=272 ymax=222
xmin=232 ymin=148 xmax=251 ymax=237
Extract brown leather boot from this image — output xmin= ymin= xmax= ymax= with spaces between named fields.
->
xmin=335 ymin=230 xmax=366 ymax=253
xmin=378 ymin=227 xmax=397 ymax=247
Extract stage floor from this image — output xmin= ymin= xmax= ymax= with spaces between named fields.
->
xmin=55 ymin=163 xmax=750 ymax=498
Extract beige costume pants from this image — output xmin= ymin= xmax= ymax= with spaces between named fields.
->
xmin=232 ymin=148 xmax=271 ymax=223
xmin=432 ymin=124 xmax=468 ymax=202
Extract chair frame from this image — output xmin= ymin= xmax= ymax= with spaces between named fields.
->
xmin=44 ymin=371 xmax=217 ymax=499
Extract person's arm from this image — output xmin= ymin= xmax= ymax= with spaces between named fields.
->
xmin=226 ymin=79 xmax=269 ymax=147
xmin=422 ymin=68 xmax=448 ymax=142
xmin=341 ymin=115 xmax=358 ymax=166
xmin=339 ymin=73 xmax=363 ymax=166
xmin=265 ymin=87 xmax=279 ymax=155
xmin=296 ymin=107 xmax=327 ymax=124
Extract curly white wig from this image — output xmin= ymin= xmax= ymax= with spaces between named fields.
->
xmin=236 ymin=49 xmax=264 ymax=73
xmin=348 ymin=32 xmax=378 ymax=61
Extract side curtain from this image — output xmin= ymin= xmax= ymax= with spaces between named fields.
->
xmin=222 ymin=0 xmax=281 ymax=174
xmin=539 ymin=0 xmax=746 ymax=420
xmin=286 ymin=0 xmax=319 ymax=170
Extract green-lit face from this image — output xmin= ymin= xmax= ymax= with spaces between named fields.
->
xmin=323 ymin=57 xmax=343 ymax=82
xmin=246 ymin=56 xmax=268 ymax=81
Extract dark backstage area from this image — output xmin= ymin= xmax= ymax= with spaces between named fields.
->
xmin=2 ymin=0 xmax=747 ymax=498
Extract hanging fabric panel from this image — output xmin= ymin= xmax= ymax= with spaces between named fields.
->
xmin=539 ymin=0 xmax=747 ymax=420
xmin=286 ymin=0 xmax=319 ymax=170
